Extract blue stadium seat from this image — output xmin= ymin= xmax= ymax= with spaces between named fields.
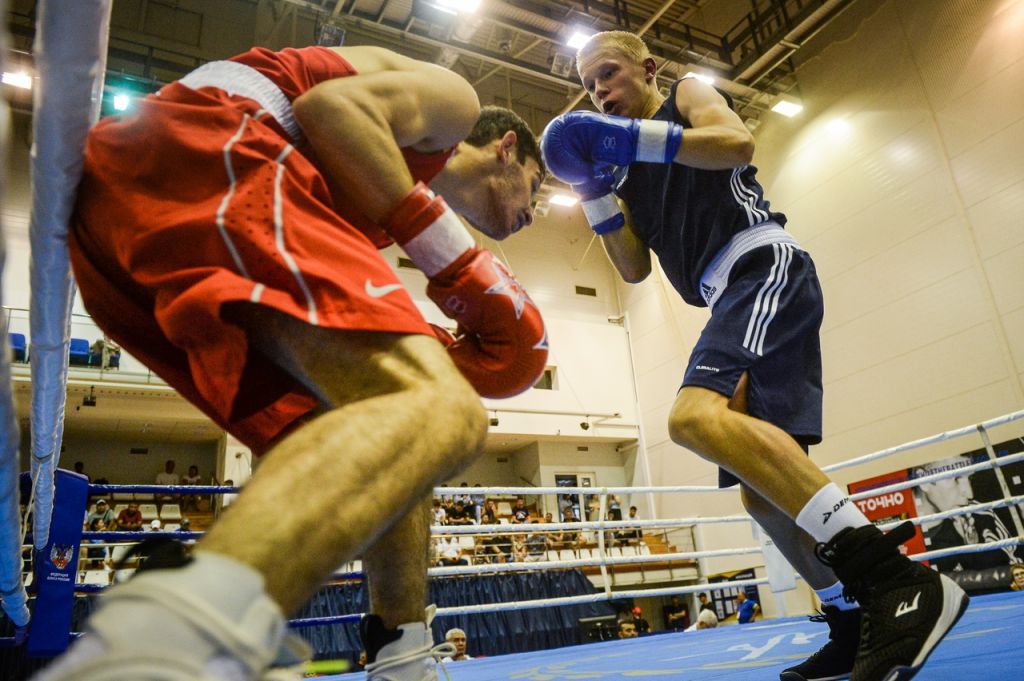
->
xmin=69 ymin=338 xmax=90 ymax=366
xmin=8 ymin=333 xmax=26 ymax=363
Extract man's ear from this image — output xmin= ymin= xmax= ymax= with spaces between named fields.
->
xmin=498 ymin=130 xmax=518 ymax=164
xmin=643 ymin=56 xmax=658 ymax=82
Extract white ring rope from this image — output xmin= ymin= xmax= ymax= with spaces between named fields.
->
xmin=54 ymin=411 xmax=1024 ymax=632
xmin=821 ymin=409 xmax=1024 ymax=473
xmin=848 ymin=451 xmax=1024 ymax=501
xmin=433 ymin=578 xmax=773 ymax=617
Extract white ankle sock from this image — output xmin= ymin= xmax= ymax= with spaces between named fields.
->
xmin=815 ymin=580 xmax=859 ymax=611
xmin=795 ymin=483 xmax=870 ymax=543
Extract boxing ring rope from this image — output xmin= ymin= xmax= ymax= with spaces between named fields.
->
xmin=0 ymin=0 xmax=30 ymax=637
xmin=25 ymin=0 xmax=112 ymax=551
xmin=4 ymin=409 xmax=1023 ymax=650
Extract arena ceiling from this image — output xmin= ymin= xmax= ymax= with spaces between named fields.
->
xmin=7 ymin=0 xmax=858 ymax=129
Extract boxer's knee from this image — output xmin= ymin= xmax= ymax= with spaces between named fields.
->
xmin=668 ymin=386 xmax=726 ymax=455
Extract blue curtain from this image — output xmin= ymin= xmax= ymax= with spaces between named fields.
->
xmin=294 ymin=569 xmax=615 ymax=661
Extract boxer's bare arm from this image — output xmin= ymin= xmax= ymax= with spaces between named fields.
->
xmin=293 ymin=46 xmax=480 ymax=223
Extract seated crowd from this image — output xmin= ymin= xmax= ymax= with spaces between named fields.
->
xmin=429 ymin=486 xmax=645 ymax=567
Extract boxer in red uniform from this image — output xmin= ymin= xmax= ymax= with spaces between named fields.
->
xmin=38 ymin=45 xmax=546 ymax=681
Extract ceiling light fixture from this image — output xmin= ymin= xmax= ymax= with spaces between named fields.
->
xmin=771 ymin=94 xmax=803 ymax=117
xmin=549 ymin=192 xmax=579 ymax=207
xmin=431 ymin=0 xmax=481 ymax=14
xmin=567 ymin=30 xmax=592 ymax=50
xmin=2 ymin=72 xmax=32 ymax=90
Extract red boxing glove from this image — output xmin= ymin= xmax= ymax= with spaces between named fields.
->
xmin=384 ymin=183 xmax=548 ymax=398
xmin=427 ymin=250 xmax=548 ymax=399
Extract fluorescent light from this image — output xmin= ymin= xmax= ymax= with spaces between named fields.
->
xmin=567 ymin=30 xmax=592 ymax=50
xmin=549 ymin=192 xmax=579 ymax=207
xmin=432 ymin=0 xmax=480 ymax=13
xmin=113 ymin=94 xmax=131 ymax=111
xmin=2 ymin=72 xmax=32 ymax=90
xmin=684 ymin=71 xmax=715 ymax=86
xmin=771 ymin=95 xmax=803 ymax=117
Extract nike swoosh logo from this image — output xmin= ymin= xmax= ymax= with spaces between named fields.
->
xmin=895 ymin=591 xmax=921 ymax=618
xmin=365 ymin=280 xmax=403 ymax=298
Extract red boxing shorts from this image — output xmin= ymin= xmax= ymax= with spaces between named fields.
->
xmin=70 ymin=79 xmax=434 ymax=453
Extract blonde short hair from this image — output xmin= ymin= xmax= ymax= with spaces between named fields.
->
xmin=576 ymin=31 xmax=651 ymax=66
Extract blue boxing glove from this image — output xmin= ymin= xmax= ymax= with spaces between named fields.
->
xmin=541 ymin=111 xmax=683 ymax=184
xmin=573 ymin=170 xmax=624 ymax=236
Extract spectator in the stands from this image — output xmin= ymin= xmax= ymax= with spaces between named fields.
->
xmin=608 ymin=494 xmax=622 ymax=521
xmin=155 ymin=459 xmax=179 ymax=504
xmin=435 ymin=535 xmax=469 ymax=566
xmin=181 ymin=465 xmax=202 ymax=485
xmin=1010 ymin=563 xmax=1024 ymax=591
xmin=73 ymin=461 xmax=91 ymax=482
xmin=147 ymin=518 xmax=163 ymax=532
xmin=511 ymin=497 xmax=530 ymax=523
xmin=155 ymin=459 xmax=179 ymax=485
xmin=525 ymin=521 xmax=548 ymax=562
xmin=471 ymin=484 xmax=486 ymax=524
xmin=479 ymin=517 xmax=512 ymax=563
xmin=457 ymin=482 xmax=475 ymax=518
xmin=548 ymin=509 xmax=581 ymax=551
xmin=446 ymin=500 xmax=475 ymax=525
xmin=87 ymin=499 xmax=116 ymax=528
xmin=431 ymin=499 xmax=447 ymax=525
xmin=617 ymin=621 xmax=638 ymax=639
xmin=115 ymin=502 xmax=143 ymax=532
xmin=615 ymin=506 xmax=643 ymax=546
xmin=180 ymin=464 xmax=203 ymax=511
xmin=440 ymin=628 xmax=473 ymax=662
xmin=85 ymin=517 xmax=110 ymax=569
xmin=511 ymin=532 xmax=529 ymax=563
xmin=481 ymin=499 xmax=498 ymax=525
xmin=698 ymin=592 xmax=715 ymax=614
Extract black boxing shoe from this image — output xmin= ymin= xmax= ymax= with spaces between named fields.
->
xmin=779 ymin=606 xmax=860 ymax=681
xmin=816 ymin=521 xmax=969 ymax=681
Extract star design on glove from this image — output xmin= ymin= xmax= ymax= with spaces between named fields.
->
xmin=485 ymin=259 xmax=532 ymax=320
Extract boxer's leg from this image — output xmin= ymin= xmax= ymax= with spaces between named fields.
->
xmin=37 ymin=304 xmax=486 ymax=681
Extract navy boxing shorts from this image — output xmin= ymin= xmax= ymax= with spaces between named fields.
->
xmin=682 ymin=243 xmax=824 ymax=487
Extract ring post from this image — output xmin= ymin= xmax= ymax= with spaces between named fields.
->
xmin=27 ymin=470 xmax=88 ymax=657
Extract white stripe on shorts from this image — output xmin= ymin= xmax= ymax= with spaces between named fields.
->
xmin=272 ymin=144 xmax=320 ymax=326
xmin=742 ymin=243 xmax=793 ymax=356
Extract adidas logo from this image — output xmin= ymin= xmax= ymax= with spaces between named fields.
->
xmin=701 ymin=282 xmax=717 ymax=303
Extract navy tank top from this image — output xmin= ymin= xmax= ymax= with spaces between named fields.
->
xmin=614 ymin=78 xmax=787 ymax=307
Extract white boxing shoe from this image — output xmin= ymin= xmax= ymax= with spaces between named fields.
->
xmin=361 ymin=605 xmax=456 ymax=681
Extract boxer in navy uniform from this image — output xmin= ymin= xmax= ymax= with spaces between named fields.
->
xmin=541 ymin=30 xmax=967 ymax=681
